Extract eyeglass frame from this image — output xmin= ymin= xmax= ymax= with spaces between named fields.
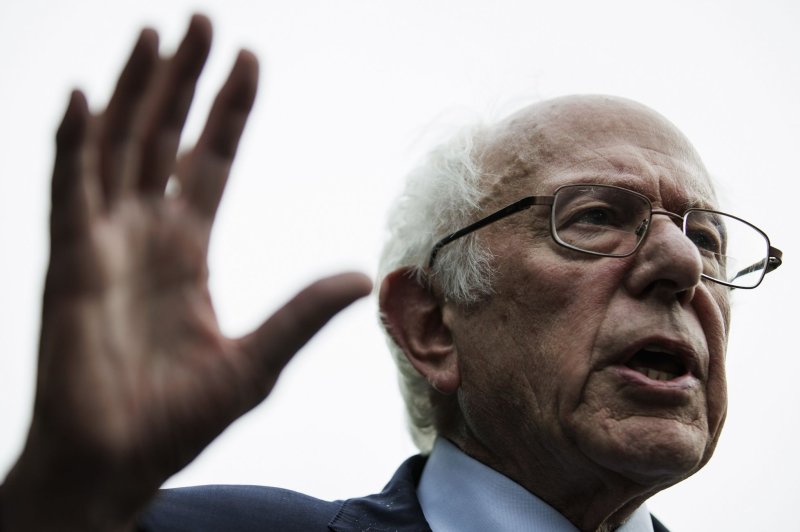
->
xmin=427 ymin=183 xmax=783 ymax=289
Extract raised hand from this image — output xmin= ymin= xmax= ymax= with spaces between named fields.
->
xmin=1 ymin=15 xmax=371 ymax=532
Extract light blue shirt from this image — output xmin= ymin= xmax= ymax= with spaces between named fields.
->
xmin=418 ymin=438 xmax=655 ymax=532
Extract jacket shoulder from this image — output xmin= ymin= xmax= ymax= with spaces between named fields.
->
xmin=137 ymin=484 xmax=340 ymax=532
xmin=137 ymin=456 xmax=431 ymax=532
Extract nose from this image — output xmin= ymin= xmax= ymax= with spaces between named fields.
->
xmin=624 ymin=213 xmax=704 ymax=304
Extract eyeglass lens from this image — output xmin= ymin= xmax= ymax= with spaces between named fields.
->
xmin=550 ymin=185 xmax=770 ymax=288
xmin=551 ymin=185 xmax=651 ymax=257
xmin=684 ymin=211 xmax=769 ymax=288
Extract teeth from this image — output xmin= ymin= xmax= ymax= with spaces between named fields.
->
xmin=647 ymin=369 xmax=675 ymax=381
xmin=630 ymin=365 xmax=677 ymax=381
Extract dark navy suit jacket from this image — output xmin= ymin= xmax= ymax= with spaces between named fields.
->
xmin=137 ymin=456 xmax=669 ymax=531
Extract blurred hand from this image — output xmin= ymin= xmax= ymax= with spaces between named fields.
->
xmin=1 ymin=15 xmax=371 ymax=532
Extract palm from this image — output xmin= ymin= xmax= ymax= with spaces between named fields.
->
xmin=41 ymin=198 xmax=237 ymax=470
xmin=4 ymin=16 xmax=370 ymax=531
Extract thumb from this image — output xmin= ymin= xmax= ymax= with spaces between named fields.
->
xmin=237 ymin=272 xmax=373 ymax=398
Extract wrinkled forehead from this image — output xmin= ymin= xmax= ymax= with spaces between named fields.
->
xmin=478 ymin=95 xmax=717 ymax=211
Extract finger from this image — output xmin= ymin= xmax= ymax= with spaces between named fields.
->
xmin=237 ymin=272 xmax=373 ymax=398
xmin=51 ymin=91 xmax=99 ymax=245
xmin=98 ymin=28 xmax=159 ymax=207
xmin=165 ymin=151 xmax=191 ymax=197
xmin=138 ymin=14 xmax=212 ymax=195
xmin=183 ymin=49 xmax=258 ymax=222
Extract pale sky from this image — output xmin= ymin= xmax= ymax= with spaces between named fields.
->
xmin=1 ymin=1 xmax=798 ymax=530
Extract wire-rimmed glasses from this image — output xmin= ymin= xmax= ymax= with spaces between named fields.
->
xmin=428 ymin=184 xmax=782 ymax=289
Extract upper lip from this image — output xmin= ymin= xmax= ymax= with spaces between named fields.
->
xmin=615 ymin=336 xmax=703 ymax=379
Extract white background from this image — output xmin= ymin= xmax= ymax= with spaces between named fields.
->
xmin=1 ymin=1 xmax=798 ymax=530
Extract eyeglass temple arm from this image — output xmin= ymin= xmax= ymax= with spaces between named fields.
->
xmin=730 ymin=246 xmax=783 ymax=282
xmin=766 ymin=246 xmax=783 ymax=273
xmin=427 ymin=196 xmax=552 ymax=268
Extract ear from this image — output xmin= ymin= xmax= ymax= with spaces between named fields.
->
xmin=379 ymin=268 xmax=460 ymax=394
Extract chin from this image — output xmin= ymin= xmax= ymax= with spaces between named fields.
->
xmin=576 ymin=417 xmax=712 ymax=487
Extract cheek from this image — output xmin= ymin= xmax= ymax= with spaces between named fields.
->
xmin=703 ymin=360 xmax=727 ymax=454
xmin=455 ymin=236 xmax=632 ymax=438
xmin=694 ymin=284 xmax=729 ymax=447
xmin=502 ymin=253 xmax=623 ymax=358
xmin=489 ymin=253 xmax=624 ymax=406
xmin=708 ymin=283 xmax=732 ymax=339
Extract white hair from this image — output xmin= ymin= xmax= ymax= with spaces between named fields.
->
xmin=378 ymin=123 xmax=497 ymax=453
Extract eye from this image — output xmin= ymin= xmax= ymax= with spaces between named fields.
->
xmin=556 ymin=200 xmax=636 ymax=235
xmin=687 ymin=227 xmax=722 ymax=254
xmin=574 ymin=207 xmax=617 ymax=226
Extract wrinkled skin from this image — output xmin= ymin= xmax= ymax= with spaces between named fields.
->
xmin=387 ymin=96 xmax=730 ymax=531
xmin=1 ymin=16 xmax=370 ymax=532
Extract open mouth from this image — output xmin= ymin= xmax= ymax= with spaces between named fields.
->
xmin=625 ymin=345 xmax=688 ymax=382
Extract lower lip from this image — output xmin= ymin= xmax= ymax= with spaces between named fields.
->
xmin=611 ymin=365 xmax=700 ymax=396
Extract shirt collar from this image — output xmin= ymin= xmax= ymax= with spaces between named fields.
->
xmin=417 ymin=438 xmax=654 ymax=532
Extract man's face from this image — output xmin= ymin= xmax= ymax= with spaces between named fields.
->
xmin=444 ymin=97 xmax=730 ymax=492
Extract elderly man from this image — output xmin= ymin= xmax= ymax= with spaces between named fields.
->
xmin=0 ymin=15 xmax=781 ymax=532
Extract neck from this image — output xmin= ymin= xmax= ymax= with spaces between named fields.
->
xmin=445 ymin=432 xmax=664 ymax=532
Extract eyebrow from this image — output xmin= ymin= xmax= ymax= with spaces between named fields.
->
xmin=681 ymin=197 xmax=716 ymax=211
xmin=537 ymin=173 xmax=717 ymax=211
